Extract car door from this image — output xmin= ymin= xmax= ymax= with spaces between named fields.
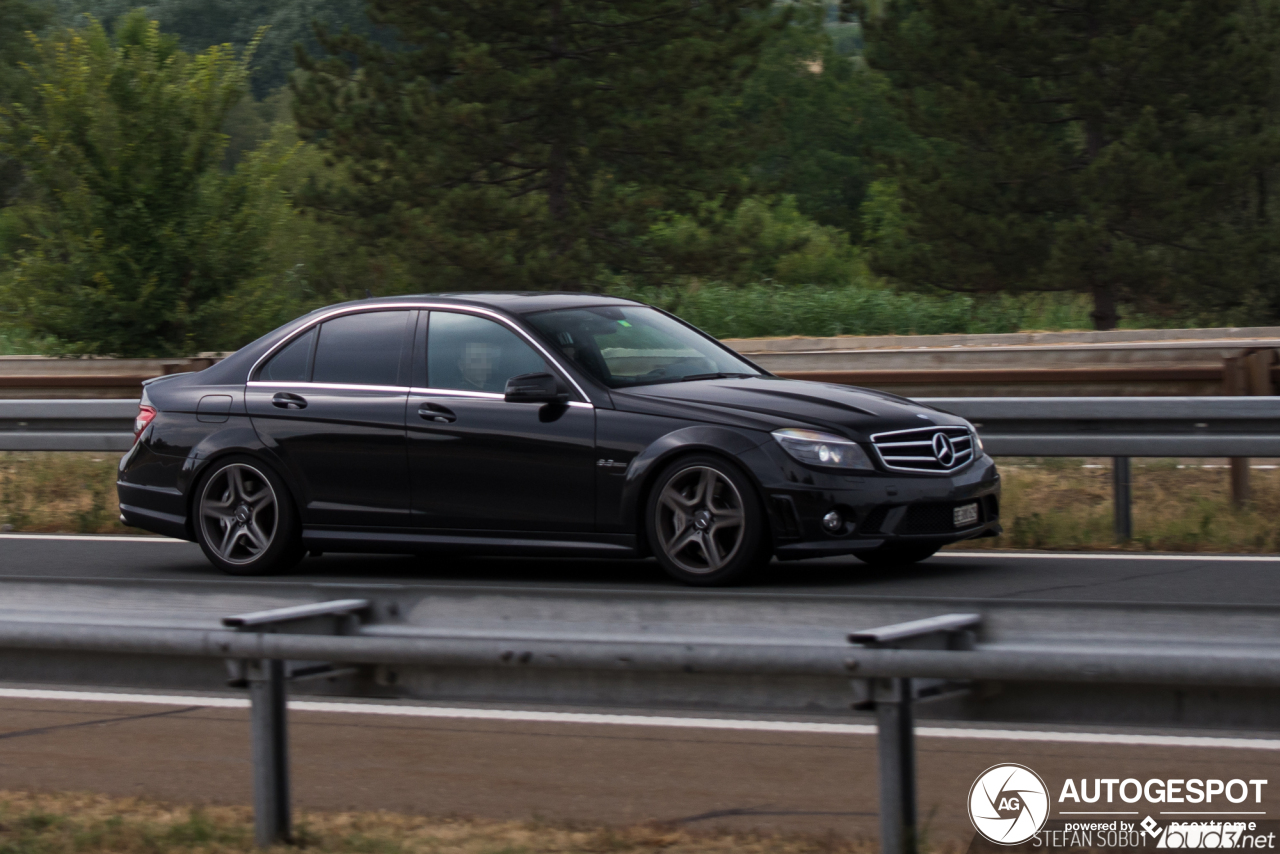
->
xmin=247 ymin=309 xmax=416 ymax=529
xmin=406 ymin=309 xmax=596 ymax=532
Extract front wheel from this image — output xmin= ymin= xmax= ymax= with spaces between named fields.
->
xmin=645 ymin=454 xmax=770 ymax=586
xmin=193 ymin=457 xmax=303 ymax=576
xmin=855 ymin=543 xmax=940 ymax=568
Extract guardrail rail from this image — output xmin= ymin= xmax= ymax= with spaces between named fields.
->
xmin=2 ymin=604 xmax=1280 ymax=850
xmin=4 ymin=396 xmax=1276 ymax=539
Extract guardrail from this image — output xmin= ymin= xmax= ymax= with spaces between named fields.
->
xmin=0 ymin=356 xmax=223 ymax=399
xmin=0 ymin=399 xmax=137 ymax=451
xmin=5 ymin=396 xmax=1276 ymax=454
xmin=3 ymin=396 xmax=1277 ymax=538
xmin=926 ymin=396 xmax=1280 ymax=456
xmin=923 ymin=397 xmax=1280 ymax=538
xmin=3 ymin=604 xmax=1279 ymax=851
xmin=3 ymin=328 xmax=1278 ymax=398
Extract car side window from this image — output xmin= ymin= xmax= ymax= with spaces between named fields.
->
xmin=258 ymin=327 xmax=316 ymax=382
xmin=308 ymin=310 xmax=413 ymax=388
xmin=427 ymin=312 xmax=549 ymax=394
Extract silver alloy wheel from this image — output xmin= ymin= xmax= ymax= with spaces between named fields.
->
xmin=198 ymin=463 xmax=278 ymax=565
xmin=655 ymin=465 xmax=746 ymax=575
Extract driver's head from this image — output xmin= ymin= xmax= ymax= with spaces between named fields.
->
xmin=459 ymin=342 xmax=499 ymax=388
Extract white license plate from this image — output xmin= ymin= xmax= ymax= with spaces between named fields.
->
xmin=953 ymin=503 xmax=979 ymax=527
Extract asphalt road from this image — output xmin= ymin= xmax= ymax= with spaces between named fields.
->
xmin=0 ymin=534 xmax=1277 ymax=605
xmin=2 ymin=691 xmax=1277 ymax=839
xmin=2 ymin=537 xmax=1279 ymax=839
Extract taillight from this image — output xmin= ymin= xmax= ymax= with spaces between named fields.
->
xmin=134 ymin=405 xmax=157 ymax=443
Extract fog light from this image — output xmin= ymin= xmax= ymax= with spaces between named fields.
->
xmin=822 ymin=510 xmax=842 ymax=532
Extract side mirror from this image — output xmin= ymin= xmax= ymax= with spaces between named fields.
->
xmin=504 ymin=372 xmax=568 ymax=404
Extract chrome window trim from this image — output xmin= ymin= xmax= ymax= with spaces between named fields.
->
xmin=868 ymin=424 xmax=975 ymax=475
xmin=409 ymin=387 xmax=593 ymax=409
xmin=409 ymin=387 xmax=502 ymax=401
xmin=247 ymin=381 xmax=410 ymax=394
xmin=248 ymin=302 xmax=592 ymax=403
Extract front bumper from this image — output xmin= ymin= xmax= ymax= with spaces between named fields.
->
xmin=758 ymin=449 xmax=1002 ymax=560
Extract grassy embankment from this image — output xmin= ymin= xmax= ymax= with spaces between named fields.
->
xmin=0 ymin=790 xmax=876 ymax=854
xmin=1 ymin=282 xmax=1177 ymax=356
xmin=4 ymin=452 xmax=1279 ymax=552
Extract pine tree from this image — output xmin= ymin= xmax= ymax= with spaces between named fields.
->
xmin=738 ymin=6 xmax=910 ymax=240
xmin=292 ymin=0 xmax=787 ymax=290
xmin=851 ymin=0 xmax=1279 ymax=329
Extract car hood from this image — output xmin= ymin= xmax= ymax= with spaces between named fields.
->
xmin=609 ymin=376 xmax=967 ymax=438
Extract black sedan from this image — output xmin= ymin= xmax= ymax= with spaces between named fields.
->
xmin=117 ymin=293 xmax=1001 ymax=585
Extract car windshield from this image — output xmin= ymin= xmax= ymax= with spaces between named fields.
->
xmin=525 ymin=305 xmax=762 ymax=388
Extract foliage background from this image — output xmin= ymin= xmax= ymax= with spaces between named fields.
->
xmin=1 ymin=0 xmax=1278 ymax=354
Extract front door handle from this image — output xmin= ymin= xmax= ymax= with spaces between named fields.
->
xmin=272 ymin=392 xmax=307 ymax=410
xmin=418 ymin=403 xmax=456 ymax=423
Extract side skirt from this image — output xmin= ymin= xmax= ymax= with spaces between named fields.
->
xmin=301 ymin=528 xmax=639 ymax=558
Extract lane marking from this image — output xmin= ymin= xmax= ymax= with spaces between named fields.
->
xmin=0 ymin=687 xmax=1276 ymax=750
xmin=939 ymin=552 xmax=1280 ymax=563
xmin=0 ymin=534 xmax=185 ymax=543
xmin=0 ymin=534 xmax=1276 ymax=564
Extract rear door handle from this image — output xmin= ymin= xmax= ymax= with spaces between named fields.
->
xmin=418 ymin=403 xmax=456 ymax=423
xmin=272 ymin=392 xmax=307 ymax=410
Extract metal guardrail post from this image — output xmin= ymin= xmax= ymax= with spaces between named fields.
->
xmin=1113 ymin=457 xmax=1132 ymax=541
xmin=223 ymin=598 xmax=371 ymax=848
xmin=1222 ymin=350 xmax=1275 ymax=506
xmin=248 ymin=658 xmax=290 ymax=846
xmin=1224 ymin=355 xmax=1251 ymax=506
xmin=874 ymin=676 xmax=916 ymax=854
xmin=850 ymin=614 xmax=981 ymax=854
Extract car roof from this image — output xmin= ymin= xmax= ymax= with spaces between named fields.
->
xmin=320 ymin=292 xmax=645 ymax=316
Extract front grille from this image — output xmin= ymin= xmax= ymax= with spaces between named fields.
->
xmin=870 ymin=425 xmax=975 ymax=474
xmin=899 ymin=501 xmax=984 ymax=535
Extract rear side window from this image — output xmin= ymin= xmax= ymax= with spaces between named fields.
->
xmin=312 ymin=311 xmax=413 ymax=387
xmin=258 ymin=327 xmax=315 ymax=382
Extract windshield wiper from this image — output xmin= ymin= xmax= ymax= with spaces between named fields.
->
xmin=679 ymin=372 xmax=756 ymax=382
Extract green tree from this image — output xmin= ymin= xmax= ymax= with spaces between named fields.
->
xmin=46 ymin=0 xmax=376 ymax=96
xmin=292 ymin=0 xmax=789 ymax=290
xmin=0 ymin=12 xmax=286 ymax=355
xmin=851 ymin=0 xmax=1280 ymax=329
xmin=149 ymin=0 xmax=378 ymax=97
xmin=738 ymin=5 xmax=909 ymax=239
xmin=0 ymin=0 xmax=53 ymax=209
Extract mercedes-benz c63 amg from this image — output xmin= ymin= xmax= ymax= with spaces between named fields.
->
xmin=117 ymin=293 xmax=1001 ymax=585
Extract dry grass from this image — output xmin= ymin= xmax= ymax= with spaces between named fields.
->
xmin=950 ymin=457 xmax=1280 ymax=553
xmin=2 ymin=453 xmax=1279 ymax=553
xmin=0 ymin=452 xmax=126 ymax=534
xmin=0 ymin=790 xmax=887 ymax=854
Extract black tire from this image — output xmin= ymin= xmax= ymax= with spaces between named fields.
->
xmin=645 ymin=453 xmax=770 ymax=586
xmin=855 ymin=543 xmax=941 ymax=568
xmin=192 ymin=455 xmax=304 ymax=576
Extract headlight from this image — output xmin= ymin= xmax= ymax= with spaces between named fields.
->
xmin=971 ymin=425 xmax=985 ymax=453
xmin=772 ymin=428 xmax=874 ymax=471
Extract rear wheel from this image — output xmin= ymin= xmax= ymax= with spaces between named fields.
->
xmin=193 ymin=457 xmax=303 ymax=576
xmin=645 ymin=454 xmax=770 ymax=586
xmin=855 ymin=543 xmax=940 ymax=568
